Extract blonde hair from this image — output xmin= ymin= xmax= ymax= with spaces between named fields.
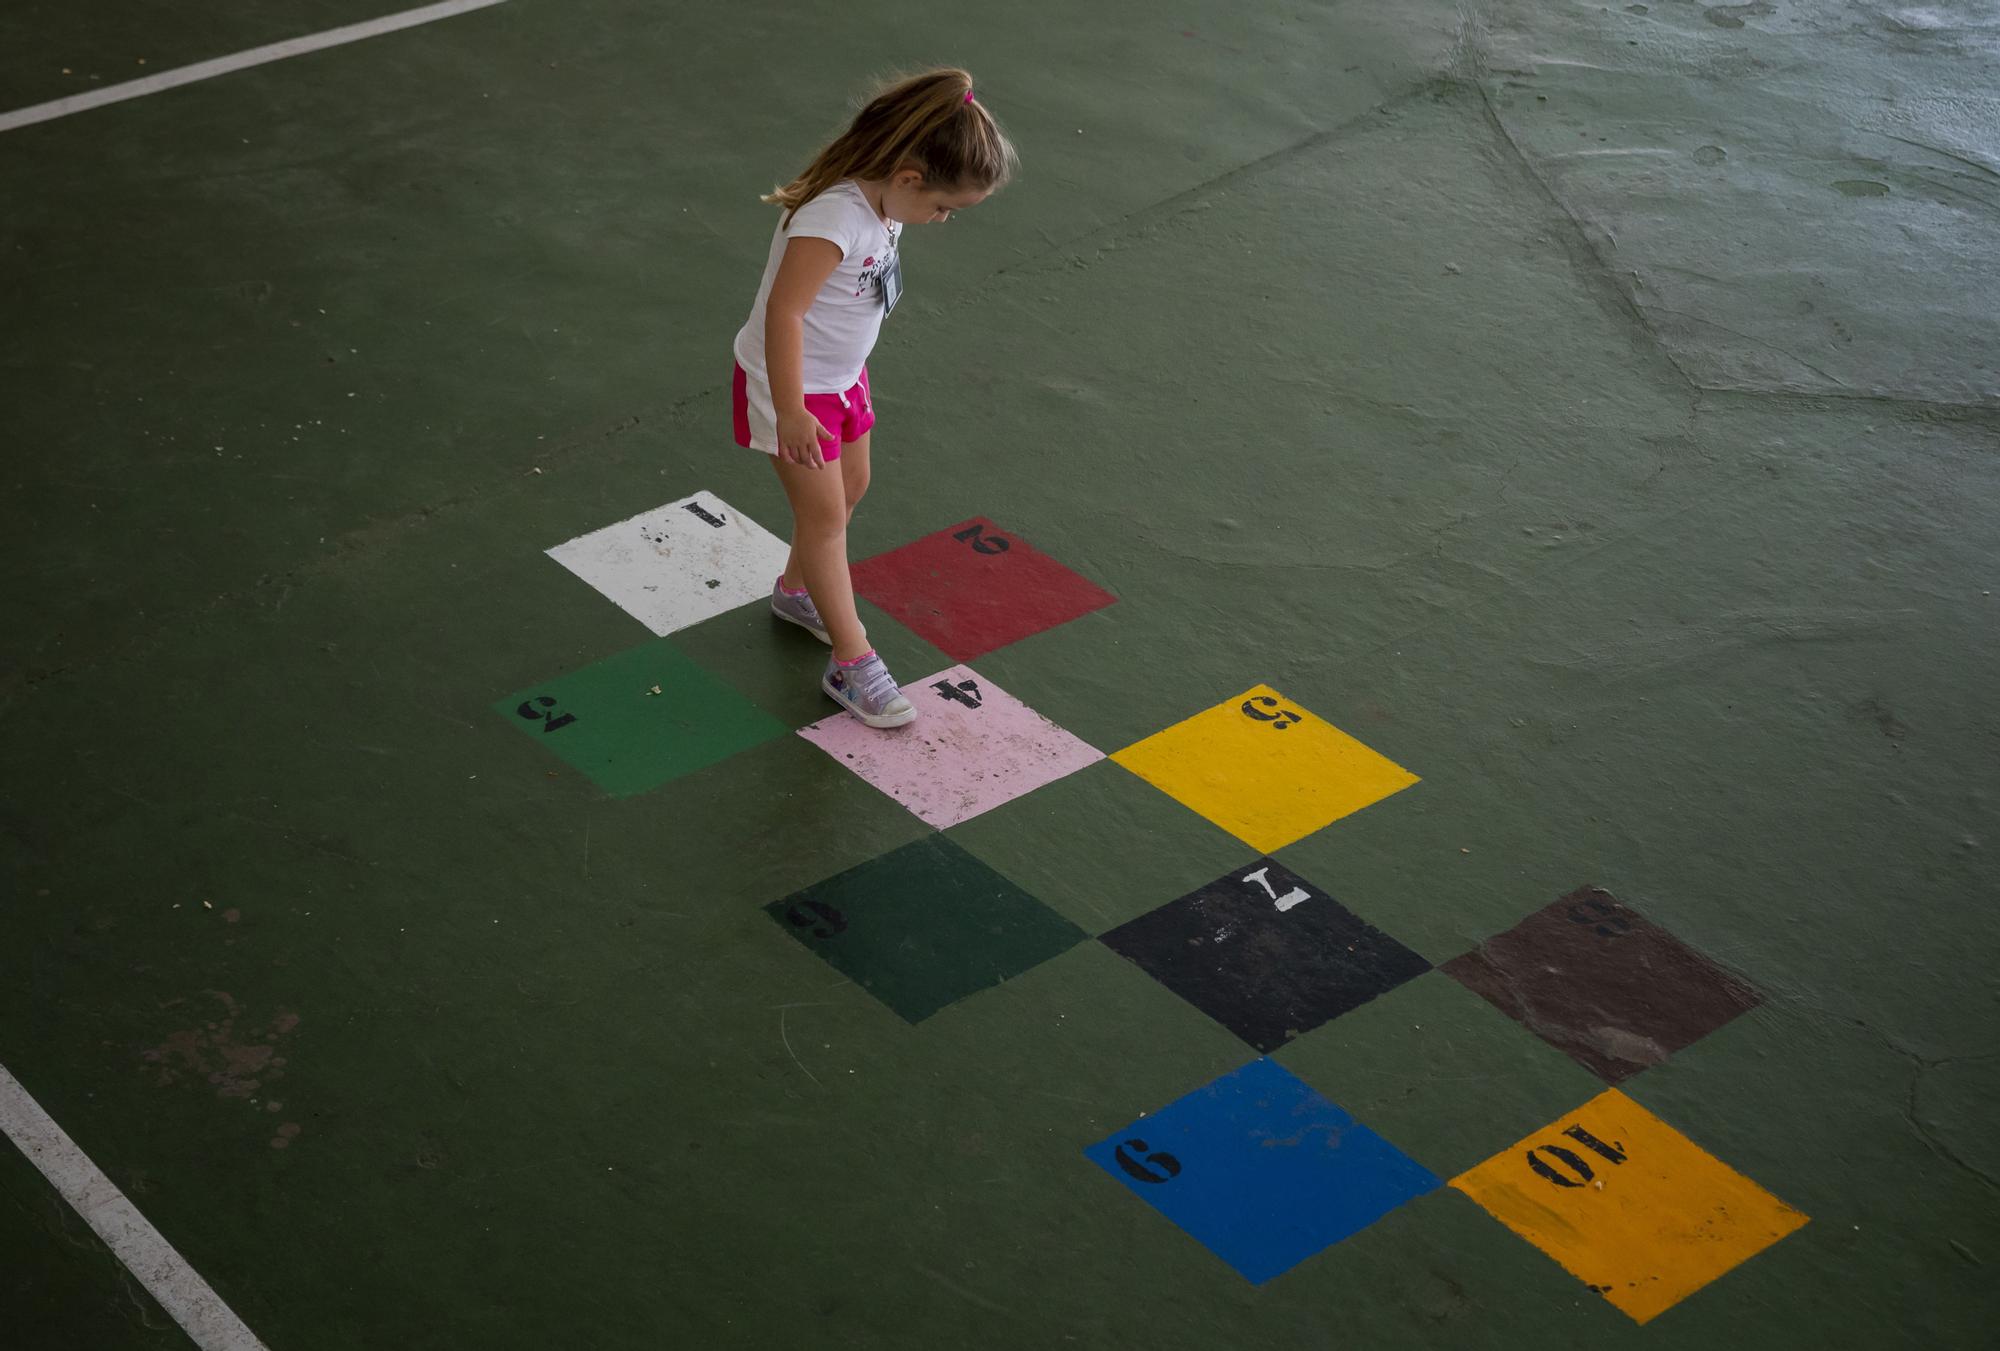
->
xmin=763 ymin=68 xmax=1020 ymax=227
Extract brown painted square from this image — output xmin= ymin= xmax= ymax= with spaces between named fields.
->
xmin=1442 ymin=887 xmax=1761 ymax=1083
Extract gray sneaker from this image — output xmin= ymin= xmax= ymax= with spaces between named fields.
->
xmin=822 ymin=651 xmax=917 ymax=728
xmin=770 ymin=577 xmax=831 ymax=644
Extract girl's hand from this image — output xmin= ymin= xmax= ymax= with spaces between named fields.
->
xmin=776 ymin=406 xmax=834 ymax=468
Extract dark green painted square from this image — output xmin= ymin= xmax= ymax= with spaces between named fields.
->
xmin=765 ymin=834 xmax=1088 ymax=1023
xmin=493 ymin=638 xmax=786 ymax=796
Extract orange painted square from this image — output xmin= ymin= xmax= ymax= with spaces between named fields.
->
xmin=1451 ymin=1089 xmax=1808 ymax=1323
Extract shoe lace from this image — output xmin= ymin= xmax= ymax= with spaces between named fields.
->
xmin=850 ymin=656 xmax=901 ymax=707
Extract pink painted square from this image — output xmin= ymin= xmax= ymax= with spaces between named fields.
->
xmin=798 ymin=665 xmax=1102 ymax=829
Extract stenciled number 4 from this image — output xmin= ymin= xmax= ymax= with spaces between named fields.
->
xmin=932 ymin=678 xmax=982 ymax=709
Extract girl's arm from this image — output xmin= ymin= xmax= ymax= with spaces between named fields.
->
xmin=764 ymin=237 xmax=844 ymax=466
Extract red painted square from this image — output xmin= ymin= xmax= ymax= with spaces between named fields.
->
xmin=851 ymin=517 xmax=1116 ymax=661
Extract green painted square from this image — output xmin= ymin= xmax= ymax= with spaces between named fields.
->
xmin=494 ymin=638 xmax=786 ymax=796
xmin=765 ymin=834 xmax=1088 ymax=1023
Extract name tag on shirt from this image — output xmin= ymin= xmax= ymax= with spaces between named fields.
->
xmin=880 ymin=251 xmax=903 ymax=316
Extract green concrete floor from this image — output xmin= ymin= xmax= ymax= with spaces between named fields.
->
xmin=3 ymin=0 xmax=1997 ymax=1346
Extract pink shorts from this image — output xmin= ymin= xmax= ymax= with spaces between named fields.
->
xmin=732 ymin=361 xmax=874 ymax=463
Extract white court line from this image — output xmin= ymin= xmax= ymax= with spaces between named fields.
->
xmin=0 ymin=0 xmax=509 ymax=134
xmin=0 ymin=1063 xmax=270 ymax=1350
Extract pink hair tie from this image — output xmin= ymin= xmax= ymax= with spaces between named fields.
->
xmin=964 ymin=88 xmax=975 ymax=103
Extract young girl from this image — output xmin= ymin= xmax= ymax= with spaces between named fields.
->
xmin=731 ymin=68 xmax=1018 ymax=728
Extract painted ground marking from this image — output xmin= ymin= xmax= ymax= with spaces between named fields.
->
xmin=1099 ymin=859 xmax=1432 ymax=1053
xmin=0 ymin=0 xmax=508 ymax=135
xmin=850 ymin=516 xmax=1117 ymax=661
xmin=1110 ymin=684 xmax=1419 ymax=852
xmin=1442 ymin=886 xmax=1762 ymax=1083
xmin=1451 ymin=1087 xmax=1809 ymax=1323
xmin=1083 ymin=1057 xmax=1440 ymax=1285
xmin=0 ymin=1063 xmax=269 ymax=1349
xmin=764 ymin=834 xmax=1086 ymax=1024
xmin=546 ymin=491 xmax=790 ymax=637
xmin=494 ymin=638 xmax=785 ymax=796
xmin=798 ymin=664 xmax=1102 ymax=829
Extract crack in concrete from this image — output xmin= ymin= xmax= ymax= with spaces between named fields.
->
xmin=1814 ymin=1011 xmax=2000 ymax=1196
xmin=1902 ymin=1047 xmax=2000 ymax=1196
xmin=1683 ymin=382 xmax=2000 ymax=424
xmin=1432 ymin=449 xmax=1527 ymax=558
xmin=1878 ymin=133 xmax=2000 ymax=186
xmin=981 ymin=96 xmax=1425 ymax=288
xmin=1640 ymin=306 xmax=1855 ymax=389
xmin=1449 ymin=6 xmax=2000 ymax=423
xmin=1468 ymin=77 xmax=1703 ymax=396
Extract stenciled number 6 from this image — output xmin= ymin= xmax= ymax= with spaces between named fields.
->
xmin=1114 ymin=1138 xmax=1183 ymax=1184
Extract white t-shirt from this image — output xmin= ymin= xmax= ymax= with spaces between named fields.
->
xmin=733 ymin=180 xmax=902 ymax=393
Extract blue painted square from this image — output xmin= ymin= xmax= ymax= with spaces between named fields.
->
xmin=1083 ymin=1058 xmax=1440 ymax=1284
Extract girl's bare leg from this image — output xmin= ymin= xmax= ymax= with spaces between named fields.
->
xmin=771 ymin=445 xmax=870 ymax=661
xmin=779 ymin=432 xmax=871 ymax=591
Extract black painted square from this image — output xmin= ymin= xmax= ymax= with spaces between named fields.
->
xmin=1442 ymin=886 xmax=1762 ymax=1083
xmin=765 ymin=835 xmax=1087 ymax=1024
xmin=1098 ymin=859 xmax=1432 ymax=1053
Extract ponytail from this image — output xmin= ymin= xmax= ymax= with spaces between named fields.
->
xmin=763 ymin=68 xmax=1019 ymax=227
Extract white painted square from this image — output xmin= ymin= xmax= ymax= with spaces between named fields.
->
xmin=546 ymin=492 xmax=791 ymax=636
xmin=799 ymin=665 xmax=1104 ymax=829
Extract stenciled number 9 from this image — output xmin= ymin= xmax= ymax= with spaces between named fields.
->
xmin=785 ymin=900 xmax=847 ymax=940
xmin=1113 ymin=1138 xmax=1182 ymax=1184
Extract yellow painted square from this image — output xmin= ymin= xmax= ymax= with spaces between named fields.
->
xmin=1109 ymin=684 xmax=1419 ymax=853
xmin=1451 ymin=1089 xmax=1809 ymax=1324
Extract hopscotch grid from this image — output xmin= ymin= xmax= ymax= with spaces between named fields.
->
xmin=0 ymin=0 xmax=509 ymax=135
xmin=0 ymin=1063 xmax=269 ymax=1350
